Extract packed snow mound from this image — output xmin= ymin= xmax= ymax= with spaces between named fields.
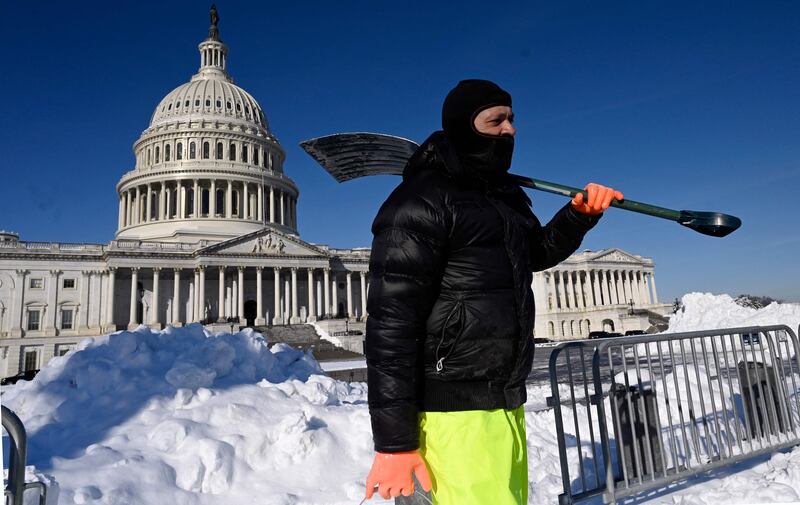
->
xmin=669 ymin=292 xmax=800 ymax=334
xmin=1 ymin=324 xmax=376 ymax=504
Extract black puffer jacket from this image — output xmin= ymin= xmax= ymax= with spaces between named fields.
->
xmin=366 ymin=131 xmax=600 ymax=452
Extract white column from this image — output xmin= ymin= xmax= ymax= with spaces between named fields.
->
xmin=346 ymin=272 xmax=353 ymax=320
xmin=565 ymin=271 xmax=575 ymax=309
xmin=638 ymin=271 xmax=647 ymax=305
xmin=134 ymin=186 xmax=142 ymax=224
xmin=307 ymin=268 xmax=315 ymax=322
xmin=191 ymin=179 xmax=199 ymax=217
xmin=316 ymin=279 xmax=323 ymax=317
xmin=547 ymin=272 xmax=556 ymax=311
xmin=172 ymin=268 xmax=181 ymax=326
xmin=623 ymin=271 xmax=631 ymax=305
xmin=576 ymin=272 xmax=585 ymax=309
xmin=165 ymin=185 xmax=172 ymax=220
xmin=590 ymin=270 xmax=600 ymax=307
xmin=556 ymin=271 xmax=567 ymax=310
xmin=128 ymin=267 xmax=139 ymax=329
xmin=226 ymin=181 xmax=233 ymax=218
xmin=218 ymin=267 xmax=225 ymax=321
xmin=237 ymin=267 xmax=245 ymax=320
xmin=611 ymin=271 xmax=620 ymax=305
xmin=198 ymin=267 xmax=206 ymax=322
xmin=360 ymin=271 xmax=368 ymax=319
xmin=118 ymin=196 xmax=125 ymax=229
xmin=192 ymin=270 xmax=199 ymax=322
xmin=290 ymin=267 xmax=299 ymax=324
xmin=9 ymin=270 xmax=27 ymax=337
xmin=105 ymin=268 xmax=116 ymax=331
xmin=280 ymin=191 xmax=285 ymax=225
xmin=269 ymin=186 xmax=275 ymax=223
xmin=79 ymin=270 xmax=91 ymax=329
xmin=602 ymin=270 xmax=612 ymax=306
xmin=650 ymin=273 xmax=659 ymax=304
xmin=243 ymin=182 xmax=249 ymax=219
xmin=258 ymin=184 xmax=264 ymax=224
xmin=331 ymin=274 xmax=339 ymax=318
xmin=179 ymin=182 xmax=186 ymax=219
xmin=151 ymin=268 xmax=161 ymax=328
xmin=273 ymin=267 xmax=282 ymax=325
xmin=642 ymin=273 xmax=652 ymax=305
xmin=210 ymin=179 xmax=217 ymax=217
xmin=323 ymin=268 xmax=331 ymax=317
xmin=256 ymin=267 xmax=265 ymax=325
xmin=159 ymin=184 xmax=166 ymax=220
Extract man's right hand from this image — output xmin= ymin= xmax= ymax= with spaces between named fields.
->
xmin=364 ymin=450 xmax=433 ymax=500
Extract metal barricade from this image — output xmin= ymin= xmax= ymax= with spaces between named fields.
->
xmin=548 ymin=325 xmax=800 ymax=505
xmin=3 ymin=405 xmax=47 ymax=505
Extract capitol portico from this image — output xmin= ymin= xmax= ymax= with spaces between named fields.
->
xmin=0 ymin=8 xmax=670 ymax=379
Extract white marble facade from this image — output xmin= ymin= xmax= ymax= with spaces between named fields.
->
xmin=0 ymin=13 xmax=668 ymax=378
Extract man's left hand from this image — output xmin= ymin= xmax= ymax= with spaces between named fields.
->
xmin=571 ymin=183 xmax=624 ymax=216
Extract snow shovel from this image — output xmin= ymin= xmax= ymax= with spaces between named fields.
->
xmin=299 ymin=132 xmax=742 ymax=238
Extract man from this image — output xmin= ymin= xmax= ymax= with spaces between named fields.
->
xmin=364 ymin=80 xmax=622 ymax=504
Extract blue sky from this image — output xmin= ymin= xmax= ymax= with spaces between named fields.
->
xmin=2 ymin=1 xmax=799 ymax=302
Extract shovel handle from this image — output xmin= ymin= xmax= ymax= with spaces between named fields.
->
xmin=511 ymin=175 xmax=681 ymax=222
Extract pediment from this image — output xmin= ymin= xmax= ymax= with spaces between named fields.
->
xmin=198 ymin=229 xmax=330 ymax=258
xmin=590 ymin=248 xmax=643 ymax=264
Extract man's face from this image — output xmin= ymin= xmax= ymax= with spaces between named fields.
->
xmin=473 ymin=105 xmax=516 ymax=137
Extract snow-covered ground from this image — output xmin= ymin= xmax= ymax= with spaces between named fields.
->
xmin=2 ymin=293 xmax=800 ymax=504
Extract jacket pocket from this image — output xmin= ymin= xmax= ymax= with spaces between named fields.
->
xmin=434 ymin=298 xmax=465 ymax=374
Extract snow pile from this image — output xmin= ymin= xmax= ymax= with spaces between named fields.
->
xmin=669 ymin=292 xmax=800 ymax=334
xmin=2 ymin=324 xmax=375 ymax=505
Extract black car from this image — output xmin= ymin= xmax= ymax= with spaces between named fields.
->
xmin=624 ymin=330 xmax=647 ymax=336
xmin=588 ymin=331 xmax=610 ymax=339
xmin=1 ymin=369 xmax=39 ymax=385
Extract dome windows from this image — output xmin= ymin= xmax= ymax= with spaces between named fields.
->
xmin=202 ymin=142 xmax=210 ymax=159
xmin=165 ymin=144 xmax=171 ymax=162
xmin=206 ymin=99 xmax=211 ymax=107
xmin=196 ymin=99 xmax=201 ymax=107
xmin=229 ymin=143 xmax=236 ymax=161
xmin=242 ymin=145 xmax=248 ymax=163
xmin=185 ymin=100 xmax=190 ymax=108
xmin=176 ymin=142 xmax=183 ymax=160
xmin=189 ymin=142 xmax=196 ymax=159
xmin=216 ymin=142 xmax=223 ymax=160
xmin=226 ymin=101 xmax=232 ymax=110
xmin=216 ymin=99 xmax=222 ymax=109
xmin=253 ymin=148 xmax=259 ymax=166
xmin=155 ymin=146 xmax=160 ymax=164
xmin=168 ymin=103 xmax=172 ymax=111
xmin=236 ymin=103 xmax=241 ymax=112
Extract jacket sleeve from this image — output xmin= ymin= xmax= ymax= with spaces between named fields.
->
xmin=529 ymin=203 xmax=601 ymax=272
xmin=365 ymin=184 xmax=448 ymax=453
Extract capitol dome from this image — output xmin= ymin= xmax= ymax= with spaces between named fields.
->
xmin=149 ymin=69 xmax=270 ymax=132
xmin=115 ymin=11 xmax=298 ymax=243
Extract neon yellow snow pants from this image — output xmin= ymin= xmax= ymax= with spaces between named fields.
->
xmin=418 ymin=406 xmax=528 ymax=505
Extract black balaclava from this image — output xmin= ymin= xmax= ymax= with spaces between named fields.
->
xmin=441 ymin=79 xmax=514 ymax=179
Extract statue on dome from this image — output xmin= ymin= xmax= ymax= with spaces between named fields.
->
xmin=208 ymin=4 xmax=220 ymax=40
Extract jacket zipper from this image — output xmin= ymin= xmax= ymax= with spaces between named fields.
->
xmin=435 ymin=299 xmax=464 ymax=373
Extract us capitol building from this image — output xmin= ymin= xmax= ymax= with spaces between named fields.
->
xmin=0 ymin=10 xmax=670 ymax=379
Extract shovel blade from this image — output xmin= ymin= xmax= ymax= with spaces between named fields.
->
xmin=678 ymin=210 xmax=742 ymax=237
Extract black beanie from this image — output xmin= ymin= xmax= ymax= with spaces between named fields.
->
xmin=442 ymin=79 xmax=512 ymax=151
xmin=441 ymin=79 xmax=515 ymax=175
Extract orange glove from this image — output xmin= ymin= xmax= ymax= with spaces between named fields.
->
xmin=571 ymin=183 xmax=624 ymax=216
xmin=364 ymin=450 xmax=432 ymax=500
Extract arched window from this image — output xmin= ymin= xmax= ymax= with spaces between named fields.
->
xmin=202 ymin=142 xmax=210 ymax=159
xmin=253 ymin=148 xmax=259 ymax=166
xmin=216 ymin=142 xmax=223 ymax=160
xmin=201 ymin=188 xmax=210 ymax=216
xmin=548 ymin=322 xmax=555 ymax=337
xmin=165 ymin=144 xmax=171 ymax=162
xmin=216 ymin=189 xmax=224 ymax=216
xmin=242 ymin=145 xmax=248 ymax=163
xmin=229 ymin=143 xmax=236 ymax=161
xmin=226 ymin=101 xmax=232 ymax=110
xmin=232 ymin=189 xmax=239 ymax=216
xmin=187 ymin=188 xmax=195 ymax=216
xmin=155 ymin=146 xmax=160 ymax=164
xmin=189 ymin=142 xmax=196 ymax=159
xmin=146 ymin=149 xmax=151 ymax=165
xmin=176 ymin=142 xmax=183 ymax=160
xmin=216 ymin=99 xmax=222 ymax=109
